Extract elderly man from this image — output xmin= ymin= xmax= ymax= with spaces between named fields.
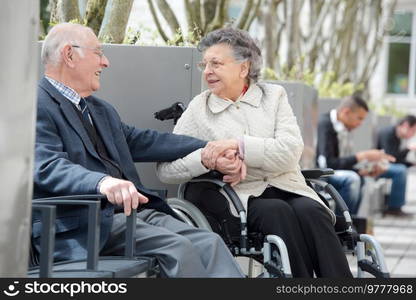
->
xmin=32 ymin=23 xmax=245 ymax=277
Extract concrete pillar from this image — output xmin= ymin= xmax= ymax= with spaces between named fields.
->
xmin=0 ymin=0 xmax=39 ymax=276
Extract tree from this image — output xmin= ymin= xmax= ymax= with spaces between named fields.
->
xmin=258 ymin=0 xmax=398 ymax=94
xmin=84 ymin=0 xmax=108 ymax=36
xmin=44 ymin=0 xmax=133 ymax=44
xmin=49 ymin=0 xmax=81 ymax=24
xmin=147 ymin=0 xmax=263 ymax=45
xmin=98 ymin=0 xmax=134 ymax=43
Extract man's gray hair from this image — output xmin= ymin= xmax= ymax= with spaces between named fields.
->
xmin=198 ymin=27 xmax=262 ymax=82
xmin=41 ymin=23 xmax=92 ymax=66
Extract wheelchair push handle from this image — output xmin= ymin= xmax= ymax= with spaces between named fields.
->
xmin=154 ymin=101 xmax=186 ymax=124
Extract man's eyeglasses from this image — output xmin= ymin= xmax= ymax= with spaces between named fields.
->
xmin=196 ymin=60 xmax=225 ymax=72
xmin=72 ymin=45 xmax=105 ymax=59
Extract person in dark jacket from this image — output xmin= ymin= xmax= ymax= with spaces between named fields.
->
xmin=316 ymin=95 xmax=410 ymax=217
xmin=377 ymin=115 xmax=416 ymax=167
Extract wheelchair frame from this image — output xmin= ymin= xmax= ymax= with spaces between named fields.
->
xmin=168 ymin=169 xmax=390 ymax=278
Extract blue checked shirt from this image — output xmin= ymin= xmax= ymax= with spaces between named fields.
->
xmin=46 ymin=76 xmax=93 ymax=123
xmin=45 ymin=76 xmax=82 ymax=108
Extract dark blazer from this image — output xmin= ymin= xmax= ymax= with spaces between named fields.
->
xmin=33 ymin=77 xmax=206 ymax=261
xmin=316 ymin=112 xmax=358 ymax=170
xmin=377 ymin=125 xmax=411 ymax=167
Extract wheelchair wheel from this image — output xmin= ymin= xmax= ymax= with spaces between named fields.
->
xmin=167 ymin=198 xmax=213 ymax=231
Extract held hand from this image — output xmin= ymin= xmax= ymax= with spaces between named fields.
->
xmin=358 ymin=169 xmax=371 ymax=177
xmin=215 ymin=149 xmax=247 ymax=185
xmin=201 ymin=139 xmax=239 ymax=169
xmin=223 ymin=161 xmax=247 ymax=186
xmin=408 ymin=143 xmax=416 ymax=151
xmin=215 ymin=150 xmax=241 ymax=174
xmin=369 ymin=163 xmax=387 ymax=177
xmin=357 ymin=149 xmax=396 ymax=163
xmin=99 ymin=177 xmax=148 ymax=216
xmin=223 ymin=162 xmax=247 ymax=186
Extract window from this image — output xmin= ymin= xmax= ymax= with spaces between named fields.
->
xmin=387 ymin=43 xmax=410 ymax=93
xmin=386 ymin=11 xmax=415 ymax=97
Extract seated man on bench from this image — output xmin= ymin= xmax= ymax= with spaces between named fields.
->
xmin=33 ymin=23 xmax=244 ymax=278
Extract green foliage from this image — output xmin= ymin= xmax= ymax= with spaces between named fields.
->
xmin=368 ymin=99 xmax=407 ymax=118
xmin=124 ymin=25 xmax=161 ymax=45
xmin=39 ymin=0 xmax=50 ymax=34
xmin=38 ymin=30 xmax=46 ymax=41
xmin=100 ymin=34 xmax=114 ymax=44
xmin=68 ymin=18 xmax=82 ymax=24
xmin=123 ymin=27 xmax=142 ymax=45
xmin=166 ymin=27 xmax=202 ymax=47
xmin=166 ymin=28 xmax=184 ymax=46
xmin=262 ymin=67 xmax=363 ymax=99
xmin=122 ymin=25 xmax=202 ymax=47
xmin=317 ymin=72 xmax=364 ymax=98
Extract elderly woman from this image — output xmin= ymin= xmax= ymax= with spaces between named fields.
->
xmin=156 ymin=27 xmax=352 ymax=277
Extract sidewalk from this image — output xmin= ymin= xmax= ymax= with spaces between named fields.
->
xmin=348 ymin=168 xmax=416 ymax=277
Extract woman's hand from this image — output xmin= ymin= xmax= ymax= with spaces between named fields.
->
xmin=215 ymin=149 xmax=247 ymax=186
xmin=223 ymin=162 xmax=247 ymax=186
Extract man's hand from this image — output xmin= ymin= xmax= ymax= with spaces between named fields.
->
xmin=369 ymin=163 xmax=388 ymax=177
xmin=201 ymin=139 xmax=239 ymax=169
xmin=359 ymin=163 xmax=387 ymax=177
xmin=356 ymin=149 xmax=396 ymax=163
xmin=99 ymin=177 xmax=148 ymax=216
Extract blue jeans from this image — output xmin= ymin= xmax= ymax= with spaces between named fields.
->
xmin=327 ymin=170 xmax=362 ymax=215
xmin=378 ymin=163 xmax=408 ymax=210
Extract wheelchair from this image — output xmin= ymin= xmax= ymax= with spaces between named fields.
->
xmin=167 ymin=169 xmax=390 ymax=278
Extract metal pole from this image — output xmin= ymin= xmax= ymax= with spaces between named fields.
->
xmin=0 ymin=0 xmax=39 ymax=277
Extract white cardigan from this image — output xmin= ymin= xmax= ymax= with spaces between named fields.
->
xmin=156 ymin=83 xmax=335 ymax=223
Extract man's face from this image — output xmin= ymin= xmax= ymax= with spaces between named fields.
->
xmin=341 ymin=107 xmax=368 ymax=131
xmin=398 ymin=122 xmax=416 ymax=139
xmin=71 ymin=31 xmax=110 ymax=97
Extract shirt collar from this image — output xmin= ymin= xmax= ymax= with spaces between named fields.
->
xmin=207 ymin=84 xmax=262 ymax=114
xmin=330 ymin=109 xmax=347 ymax=133
xmin=45 ymin=76 xmax=81 ymax=107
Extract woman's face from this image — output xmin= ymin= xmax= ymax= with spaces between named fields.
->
xmin=201 ymin=43 xmax=249 ymax=100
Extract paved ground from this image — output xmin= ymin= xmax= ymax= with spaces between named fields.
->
xmin=347 ymin=168 xmax=416 ymax=277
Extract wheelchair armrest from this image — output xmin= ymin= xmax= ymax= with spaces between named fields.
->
xmin=301 ymin=168 xmax=334 ymax=179
xmin=307 ymin=179 xmax=353 ymax=230
xmin=31 ymin=204 xmax=56 ymax=277
xmin=187 ymin=171 xmax=245 ymax=214
xmin=185 ymin=171 xmax=248 ymax=249
xmin=193 ymin=170 xmax=224 ymax=181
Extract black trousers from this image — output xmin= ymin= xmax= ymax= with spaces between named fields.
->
xmin=185 ymin=183 xmax=352 ymax=278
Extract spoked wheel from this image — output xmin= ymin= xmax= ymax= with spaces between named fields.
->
xmin=167 ymin=198 xmax=212 ymax=230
